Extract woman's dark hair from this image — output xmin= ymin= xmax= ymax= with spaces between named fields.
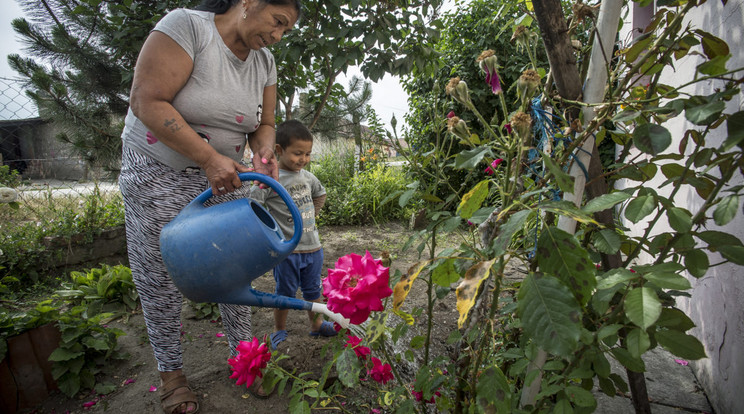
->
xmin=195 ymin=0 xmax=301 ymax=17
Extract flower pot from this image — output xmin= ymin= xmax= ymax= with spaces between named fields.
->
xmin=0 ymin=323 xmax=61 ymax=413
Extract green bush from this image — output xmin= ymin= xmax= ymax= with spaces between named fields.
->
xmin=314 ymin=160 xmax=419 ymax=225
xmin=0 ymin=186 xmax=125 ymax=285
xmin=0 ymin=165 xmax=22 ymax=188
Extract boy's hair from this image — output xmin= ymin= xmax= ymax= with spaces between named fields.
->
xmin=276 ymin=119 xmax=313 ymax=148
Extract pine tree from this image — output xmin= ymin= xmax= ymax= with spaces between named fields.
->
xmin=8 ymin=0 xmax=196 ymax=174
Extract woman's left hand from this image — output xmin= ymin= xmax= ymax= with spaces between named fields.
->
xmin=251 ymin=145 xmax=278 ymax=182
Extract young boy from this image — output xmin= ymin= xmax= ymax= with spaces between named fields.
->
xmin=250 ymin=119 xmax=336 ymax=350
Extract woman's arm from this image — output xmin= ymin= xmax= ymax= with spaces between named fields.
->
xmin=129 ymin=31 xmax=248 ymax=194
xmin=248 ymin=84 xmax=279 ymax=181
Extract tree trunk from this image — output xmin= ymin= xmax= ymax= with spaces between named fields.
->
xmin=529 ymin=0 xmax=652 ymax=412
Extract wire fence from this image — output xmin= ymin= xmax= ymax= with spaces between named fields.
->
xmin=0 ymin=76 xmax=119 ymax=207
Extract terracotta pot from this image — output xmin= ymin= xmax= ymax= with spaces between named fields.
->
xmin=0 ymin=323 xmax=61 ymax=414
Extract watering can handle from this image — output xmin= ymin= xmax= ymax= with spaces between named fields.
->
xmin=190 ymin=172 xmax=303 ymax=248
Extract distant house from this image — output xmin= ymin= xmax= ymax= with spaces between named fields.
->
xmin=0 ymin=117 xmax=88 ymax=181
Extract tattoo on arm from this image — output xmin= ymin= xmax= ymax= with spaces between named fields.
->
xmin=163 ymin=118 xmax=182 ymax=133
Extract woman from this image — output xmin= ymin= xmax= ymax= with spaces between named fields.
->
xmin=118 ymin=1 xmax=300 ymax=412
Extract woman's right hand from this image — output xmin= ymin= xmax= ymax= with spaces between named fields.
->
xmin=203 ymin=153 xmax=250 ymax=195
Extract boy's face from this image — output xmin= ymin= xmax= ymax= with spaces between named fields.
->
xmin=276 ymin=138 xmax=313 ymax=172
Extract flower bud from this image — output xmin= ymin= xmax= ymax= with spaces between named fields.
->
xmin=445 ymin=77 xmax=472 ymax=105
xmin=447 ymin=115 xmax=471 ymax=141
xmin=477 ymin=50 xmax=502 ymax=95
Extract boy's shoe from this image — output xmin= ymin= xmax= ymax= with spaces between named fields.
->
xmin=309 ymin=321 xmax=337 ymax=338
xmin=270 ymin=330 xmax=288 ymax=350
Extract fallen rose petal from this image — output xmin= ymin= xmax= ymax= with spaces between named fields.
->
xmin=149 ymin=386 xmax=158 ymax=392
xmin=123 ymin=378 xmax=136 ymax=385
xmin=674 ymin=359 xmax=689 ymax=366
xmin=82 ymin=400 xmax=97 ymax=408
xmin=370 ymin=409 xmax=381 ymax=414
xmin=216 ymin=332 xmax=225 ymax=337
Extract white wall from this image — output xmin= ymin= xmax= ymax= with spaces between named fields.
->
xmin=619 ymin=1 xmax=744 ymax=413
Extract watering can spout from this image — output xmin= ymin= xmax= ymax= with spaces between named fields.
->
xmin=159 ymin=172 xmax=350 ymax=329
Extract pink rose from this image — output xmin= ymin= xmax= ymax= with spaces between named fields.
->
xmin=227 ymin=337 xmax=271 ymax=389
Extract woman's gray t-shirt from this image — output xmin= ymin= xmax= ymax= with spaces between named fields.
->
xmin=121 ymin=8 xmax=277 ymax=171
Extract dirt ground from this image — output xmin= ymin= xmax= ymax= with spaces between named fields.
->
xmin=23 ymin=222 xmax=463 ymax=414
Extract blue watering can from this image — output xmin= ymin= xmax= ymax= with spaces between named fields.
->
xmin=160 ymin=172 xmax=349 ymax=328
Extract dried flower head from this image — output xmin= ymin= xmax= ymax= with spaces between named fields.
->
xmin=445 ymin=77 xmax=472 ymax=105
xmin=517 ymin=69 xmax=541 ymax=110
xmin=510 ymin=111 xmax=533 ymax=142
xmin=573 ymin=1 xmax=599 ymax=24
xmin=447 ymin=116 xmax=471 ymax=141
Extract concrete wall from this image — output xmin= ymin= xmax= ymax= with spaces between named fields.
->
xmin=619 ymin=2 xmax=744 ymax=413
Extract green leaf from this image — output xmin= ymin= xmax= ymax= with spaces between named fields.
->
xmin=624 ymin=287 xmax=662 ymax=329
xmin=626 ymin=328 xmax=651 ymax=358
xmin=476 ymin=366 xmax=511 ymax=412
xmin=625 ymin=195 xmax=657 ymax=224
xmin=612 ymin=110 xmax=641 ymax=124
xmin=491 ymin=209 xmax=531 ymax=256
xmin=698 ymin=30 xmax=730 ymax=59
xmin=554 ymin=397 xmax=575 ymax=414
xmin=564 ymin=385 xmax=596 ymax=408
xmin=722 ymin=111 xmax=744 ymax=151
xmin=656 ymin=308 xmax=696 ymax=331
xmin=57 ymin=374 xmax=81 ymax=397
xmin=667 ymin=207 xmax=692 ymax=233
xmin=610 ymin=347 xmax=646 ymax=373
xmin=432 ymin=258 xmax=460 ymax=287
xmin=541 ymin=151 xmax=574 ymax=193
xmin=537 ymin=227 xmax=596 ymax=305
xmin=454 ymin=146 xmax=489 ymax=169
xmin=685 ymin=100 xmax=726 ymax=126
xmin=457 ymin=180 xmax=489 ymax=220
xmin=697 ymin=230 xmax=744 ymax=248
xmin=717 ymin=245 xmax=744 ymax=265
xmin=655 ymin=329 xmax=706 ymax=360
xmin=596 ymin=268 xmax=638 ymax=290
xmin=685 ymin=249 xmax=709 ymax=278
xmin=583 ymin=192 xmax=631 ymax=214
xmin=697 ymin=54 xmax=731 ymax=76
xmin=49 ymin=347 xmax=85 ymax=362
xmin=517 ymin=273 xmax=581 ymax=358
xmin=540 ymin=201 xmax=597 ymax=225
xmin=633 ymin=124 xmax=672 ymax=155
xmin=713 ymin=195 xmax=739 ymax=226
xmin=592 ymin=229 xmax=621 ymax=254
xmin=335 ymin=348 xmax=362 ymax=387
xmin=597 ymin=324 xmax=623 ymax=341
xmin=644 ymin=272 xmax=691 ymax=290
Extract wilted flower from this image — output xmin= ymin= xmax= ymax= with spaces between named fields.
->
xmin=510 ymin=111 xmax=533 ymax=143
xmin=445 ymin=77 xmax=471 ymax=105
xmin=447 ymin=116 xmax=472 ymax=141
xmin=477 ymin=50 xmax=502 ymax=95
xmin=345 ymin=335 xmax=371 ymax=360
xmin=367 ymin=357 xmax=394 ymax=384
xmin=485 ymin=158 xmax=504 ymax=175
xmin=504 ymin=123 xmax=513 ymax=134
xmin=322 ymin=251 xmax=393 ymax=324
xmin=228 ymin=337 xmax=271 ymax=389
xmin=511 ymin=25 xmax=532 ymax=51
xmin=517 ymin=69 xmax=541 ymax=110
xmin=573 ymin=1 xmax=599 ymax=24
xmin=447 ymin=111 xmax=456 ymax=119
xmin=0 ymin=187 xmax=18 ymax=203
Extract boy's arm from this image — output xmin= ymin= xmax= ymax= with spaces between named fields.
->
xmin=312 ymin=194 xmax=326 ymax=217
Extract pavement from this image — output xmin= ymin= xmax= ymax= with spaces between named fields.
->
xmin=595 ymin=347 xmax=712 ymax=413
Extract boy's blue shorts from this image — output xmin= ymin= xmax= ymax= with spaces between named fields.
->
xmin=273 ymin=249 xmax=324 ymax=301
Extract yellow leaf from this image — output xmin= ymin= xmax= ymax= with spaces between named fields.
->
xmin=393 ymin=309 xmax=415 ymax=325
xmin=455 ymin=259 xmax=497 ymax=328
xmin=393 ymin=261 xmax=428 ymax=310
xmin=524 ymin=0 xmax=534 ymax=11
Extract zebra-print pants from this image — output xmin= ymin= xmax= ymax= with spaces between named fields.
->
xmin=119 ymin=146 xmax=252 ymax=372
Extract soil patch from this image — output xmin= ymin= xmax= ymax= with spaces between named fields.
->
xmin=22 ymin=222 xmax=463 ymax=414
